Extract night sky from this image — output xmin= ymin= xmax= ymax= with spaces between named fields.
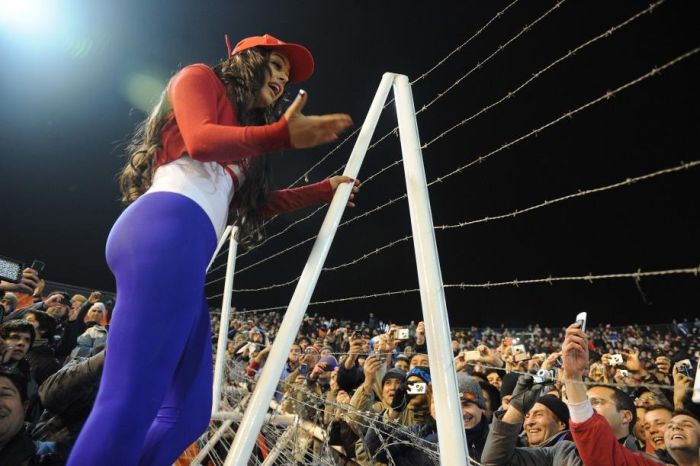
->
xmin=2 ymin=1 xmax=698 ymax=327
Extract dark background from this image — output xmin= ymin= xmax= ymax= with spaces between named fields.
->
xmin=1 ymin=1 xmax=698 ymax=327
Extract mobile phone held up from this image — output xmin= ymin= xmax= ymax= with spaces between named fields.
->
xmin=30 ymin=260 xmax=45 ymax=275
xmin=0 ymin=255 xmax=23 ymax=283
xmin=576 ymin=312 xmax=587 ymax=332
xmin=299 ymin=363 xmax=309 ymax=377
xmin=692 ymin=359 xmax=700 ymax=404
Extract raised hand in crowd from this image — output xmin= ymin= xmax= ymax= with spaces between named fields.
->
xmin=509 ymin=374 xmax=548 ymax=415
xmin=527 ymin=353 xmax=546 ymax=372
xmin=308 ymin=362 xmax=328 ymax=382
xmin=0 ymin=267 xmax=40 ymax=295
xmin=415 ymin=321 xmax=426 ymax=346
xmin=561 ymin=322 xmax=589 ymax=404
xmin=673 ymin=360 xmax=694 ymax=410
xmin=620 ymin=348 xmax=642 ymax=372
xmin=454 ymin=351 xmax=469 ymax=372
xmin=43 ymin=293 xmax=66 ymax=308
xmin=541 ymin=351 xmax=560 ymax=370
xmin=362 ymin=355 xmax=381 ymax=389
xmin=334 ymin=389 xmax=351 ymax=421
xmin=651 ymin=355 xmax=673 ymax=384
xmin=254 ymin=345 xmax=271 ymax=364
xmin=0 ymin=268 xmax=39 ymax=294
xmin=87 ymin=291 xmax=102 ymax=304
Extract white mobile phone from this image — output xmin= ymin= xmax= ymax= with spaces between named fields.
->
xmin=576 ymin=312 xmax=587 ymax=332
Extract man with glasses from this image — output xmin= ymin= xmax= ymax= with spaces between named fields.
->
xmin=562 ymin=322 xmax=698 ymax=465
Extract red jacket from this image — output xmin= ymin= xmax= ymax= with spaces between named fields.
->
xmin=570 ymin=413 xmax=669 ymax=465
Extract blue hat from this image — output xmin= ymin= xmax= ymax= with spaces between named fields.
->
xmin=407 ymin=366 xmax=431 ymax=384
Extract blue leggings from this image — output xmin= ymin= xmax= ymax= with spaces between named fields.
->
xmin=68 ymin=192 xmax=217 ymax=466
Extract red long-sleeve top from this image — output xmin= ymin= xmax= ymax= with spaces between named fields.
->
xmin=570 ymin=413 xmax=669 ymax=465
xmin=156 ymin=63 xmax=333 ymax=218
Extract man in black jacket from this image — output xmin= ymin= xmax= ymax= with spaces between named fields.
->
xmin=31 ymin=348 xmax=105 ymax=463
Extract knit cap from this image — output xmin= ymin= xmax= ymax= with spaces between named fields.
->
xmin=382 ymin=368 xmax=407 ymax=386
xmin=535 ymin=394 xmax=569 ymax=424
xmin=457 ymin=373 xmax=487 ymax=410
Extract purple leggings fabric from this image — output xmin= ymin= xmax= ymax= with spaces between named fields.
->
xmin=68 ymin=192 xmax=217 ymax=466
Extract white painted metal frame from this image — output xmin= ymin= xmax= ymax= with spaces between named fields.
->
xmin=211 ymin=226 xmax=239 ymax=416
xmin=211 ymin=74 xmax=469 ymax=466
xmin=393 ymin=75 xmax=469 ymax=465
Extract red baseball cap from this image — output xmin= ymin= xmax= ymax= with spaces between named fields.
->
xmin=224 ymin=33 xmax=314 ymax=83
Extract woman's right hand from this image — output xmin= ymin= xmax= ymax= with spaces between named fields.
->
xmin=284 ymin=90 xmax=352 ymax=149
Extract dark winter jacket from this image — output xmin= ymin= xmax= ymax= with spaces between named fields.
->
xmin=31 ymin=351 xmax=105 ymax=461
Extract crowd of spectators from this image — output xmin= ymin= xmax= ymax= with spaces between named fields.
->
xmin=1 ymin=266 xmax=699 ymax=465
xmin=210 ymin=310 xmax=700 ymax=465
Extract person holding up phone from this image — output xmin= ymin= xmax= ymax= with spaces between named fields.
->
xmin=560 ymin=318 xmax=693 ymax=466
xmin=0 ymin=268 xmax=40 ymax=320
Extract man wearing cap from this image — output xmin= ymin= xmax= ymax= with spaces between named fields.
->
xmin=481 ymin=373 xmax=582 ymax=465
xmin=522 ymin=395 xmax=570 ymax=447
xmin=349 ymin=363 xmax=406 ymax=420
xmin=455 ymin=373 xmax=491 ymax=461
xmin=388 ymin=366 xmax=431 ymax=424
xmin=353 ymin=367 xmax=408 ymax=465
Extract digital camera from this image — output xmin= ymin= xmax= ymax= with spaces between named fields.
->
xmin=406 ymin=382 xmax=427 ymax=395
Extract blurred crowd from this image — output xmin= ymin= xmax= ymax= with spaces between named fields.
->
xmin=1 ymin=267 xmax=699 ymax=465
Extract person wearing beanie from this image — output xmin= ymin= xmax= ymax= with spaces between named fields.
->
xmin=523 ymin=394 xmax=570 ymax=447
xmin=382 ymin=367 xmax=407 ymax=388
xmin=482 ymin=372 xmax=583 ymax=465
xmin=456 ymin=373 xmax=490 ymax=461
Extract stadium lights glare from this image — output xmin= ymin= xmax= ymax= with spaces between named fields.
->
xmin=0 ymin=0 xmax=58 ymax=37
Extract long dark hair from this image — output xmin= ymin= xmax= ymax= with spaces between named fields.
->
xmin=118 ymin=47 xmax=285 ymax=247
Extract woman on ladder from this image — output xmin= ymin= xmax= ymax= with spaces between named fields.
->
xmin=68 ymin=33 xmax=359 ymax=466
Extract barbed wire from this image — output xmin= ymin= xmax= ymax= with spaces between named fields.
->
xmin=418 ymin=0 xmax=568 ymax=118
xmin=421 ymin=0 xmax=666 ymax=148
xmin=203 ymin=2 xmax=526 ymax=268
xmin=215 ymin=45 xmax=699 ymax=283
xmin=231 ymin=159 xmax=698 ymax=293
xmin=216 ymin=0 xmax=573 ymax=268
xmin=217 ymin=359 xmax=443 ymax=464
xmin=209 ymin=264 xmax=700 ymax=306
xmin=411 ymin=0 xmax=521 ymax=87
